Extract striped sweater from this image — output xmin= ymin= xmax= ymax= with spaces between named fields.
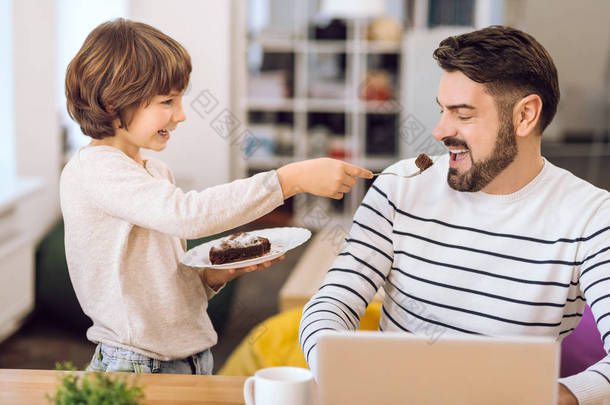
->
xmin=299 ymin=154 xmax=610 ymax=405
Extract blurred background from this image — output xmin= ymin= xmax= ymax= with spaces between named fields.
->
xmin=0 ymin=0 xmax=608 ymax=374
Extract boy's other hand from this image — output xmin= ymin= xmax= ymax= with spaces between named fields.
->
xmin=277 ymin=158 xmax=373 ymax=200
xmin=203 ymin=255 xmax=285 ymax=291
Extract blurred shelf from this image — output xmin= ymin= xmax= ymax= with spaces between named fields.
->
xmin=361 ymin=40 xmax=402 ymax=54
xmin=359 ymin=100 xmax=402 ymax=114
xmin=240 ymin=3 xmax=410 ymax=223
xmin=305 ymin=40 xmax=348 ymax=53
xmin=245 ymin=98 xmax=295 ymax=111
xmin=246 ymin=98 xmax=402 ymax=114
xmin=305 ymin=99 xmax=350 ymax=112
xmin=248 ymin=37 xmax=296 ymax=52
xmin=249 ymin=37 xmax=402 ymax=54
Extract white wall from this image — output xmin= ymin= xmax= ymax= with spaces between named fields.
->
xmin=403 ymin=0 xmax=610 ymax=146
xmin=131 ymin=0 xmax=232 ymax=191
xmin=9 ymin=0 xmax=233 ymax=243
xmin=57 ymin=0 xmax=129 ymax=153
xmin=13 ymin=0 xmax=62 ymax=243
xmin=512 ymin=0 xmax=609 ymax=90
xmin=474 ymin=0 xmax=504 ymax=28
xmin=0 ymin=0 xmax=15 ymax=188
xmin=506 ymin=0 xmax=610 ymax=137
xmin=402 ymin=28 xmax=470 ymax=158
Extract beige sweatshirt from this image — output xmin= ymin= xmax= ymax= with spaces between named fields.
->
xmin=59 ymin=145 xmax=284 ymax=360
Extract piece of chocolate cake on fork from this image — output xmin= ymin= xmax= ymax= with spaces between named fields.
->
xmin=415 ymin=153 xmax=434 ymax=171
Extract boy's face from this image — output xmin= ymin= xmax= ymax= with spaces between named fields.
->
xmin=432 ymin=70 xmax=517 ymax=192
xmin=114 ymin=91 xmax=186 ymax=152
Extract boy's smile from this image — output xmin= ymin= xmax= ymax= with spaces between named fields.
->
xmin=129 ymin=92 xmax=185 ymax=150
xmin=90 ymin=91 xmax=186 ymax=165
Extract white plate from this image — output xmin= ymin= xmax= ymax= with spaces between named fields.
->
xmin=180 ymin=227 xmax=312 ymax=270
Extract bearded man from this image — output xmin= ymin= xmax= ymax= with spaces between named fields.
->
xmin=300 ymin=26 xmax=610 ymax=405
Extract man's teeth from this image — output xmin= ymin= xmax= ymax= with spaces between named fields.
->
xmin=450 ymin=149 xmax=468 ymax=154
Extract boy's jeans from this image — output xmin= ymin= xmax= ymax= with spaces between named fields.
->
xmin=86 ymin=343 xmax=214 ymax=374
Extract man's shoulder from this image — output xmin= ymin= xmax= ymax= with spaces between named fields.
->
xmin=543 ymin=160 xmax=610 ymax=223
xmin=544 ymin=159 xmax=609 ymax=200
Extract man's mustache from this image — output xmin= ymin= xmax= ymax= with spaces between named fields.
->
xmin=443 ymin=138 xmax=469 ymax=149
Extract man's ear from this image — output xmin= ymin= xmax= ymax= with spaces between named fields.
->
xmin=513 ymin=94 xmax=543 ymax=138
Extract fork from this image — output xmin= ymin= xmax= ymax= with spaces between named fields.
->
xmin=372 ymin=156 xmax=438 ymax=178
xmin=372 ymin=170 xmax=423 ymax=179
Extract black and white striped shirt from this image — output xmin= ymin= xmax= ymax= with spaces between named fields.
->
xmin=299 ymin=155 xmax=610 ymax=404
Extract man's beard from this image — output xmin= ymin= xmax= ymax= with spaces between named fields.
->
xmin=446 ymin=116 xmax=518 ymax=192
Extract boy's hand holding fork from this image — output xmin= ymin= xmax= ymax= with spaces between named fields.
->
xmin=203 ymin=158 xmax=373 ymax=289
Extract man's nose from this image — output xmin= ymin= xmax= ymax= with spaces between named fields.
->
xmin=432 ymin=114 xmax=456 ymax=142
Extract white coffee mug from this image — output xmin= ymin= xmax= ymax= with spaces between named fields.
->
xmin=243 ymin=366 xmax=314 ymax=405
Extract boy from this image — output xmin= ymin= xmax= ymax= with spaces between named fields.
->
xmin=61 ymin=18 xmax=372 ymax=374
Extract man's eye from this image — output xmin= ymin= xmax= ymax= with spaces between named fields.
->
xmin=458 ymin=116 xmax=472 ymax=121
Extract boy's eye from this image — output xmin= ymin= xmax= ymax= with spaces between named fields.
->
xmin=161 ymin=99 xmax=173 ymax=105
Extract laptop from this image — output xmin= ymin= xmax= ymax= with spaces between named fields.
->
xmin=316 ymin=331 xmax=559 ymax=405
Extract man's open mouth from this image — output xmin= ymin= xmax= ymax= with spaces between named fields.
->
xmin=449 ymin=149 xmax=469 ymax=161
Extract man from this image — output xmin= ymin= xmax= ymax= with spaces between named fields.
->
xmin=299 ymin=26 xmax=609 ymax=405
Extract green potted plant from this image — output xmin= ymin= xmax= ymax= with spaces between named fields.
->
xmin=47 ymin=363 xmax=144 ymax=405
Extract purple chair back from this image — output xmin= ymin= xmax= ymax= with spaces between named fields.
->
xmin=560 ymin=305 xmax=606 ymax=377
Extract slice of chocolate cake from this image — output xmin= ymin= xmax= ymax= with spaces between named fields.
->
xmin=209 ymin=232 xmax=271 ymax=265
xmin=415 ymin=153 xmax=434 ymax=171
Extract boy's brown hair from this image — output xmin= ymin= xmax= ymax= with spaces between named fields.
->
xmin=433 ymin=25 xmax=559 ymax=134
xmin=65 ymin=18 xmax=192 ymax=139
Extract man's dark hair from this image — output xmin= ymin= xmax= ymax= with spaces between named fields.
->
xmin=433 ymin=25 xmax=559 ymax=133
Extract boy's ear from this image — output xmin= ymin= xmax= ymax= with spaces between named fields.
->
xmin=112 ymin=118 xmax=123 ymax=130
xmin=105 ymin=104 xmax=124 ymax=130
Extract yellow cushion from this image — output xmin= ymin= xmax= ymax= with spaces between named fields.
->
xmin=219 ymin=302 xmax=382 ymax=376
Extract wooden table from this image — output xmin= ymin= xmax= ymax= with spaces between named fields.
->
xmin=0 ymin=369 xmax=247 ymax=405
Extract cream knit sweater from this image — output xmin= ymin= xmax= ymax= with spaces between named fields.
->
xmin=60 ymin=145 xmax=284 ymax=360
